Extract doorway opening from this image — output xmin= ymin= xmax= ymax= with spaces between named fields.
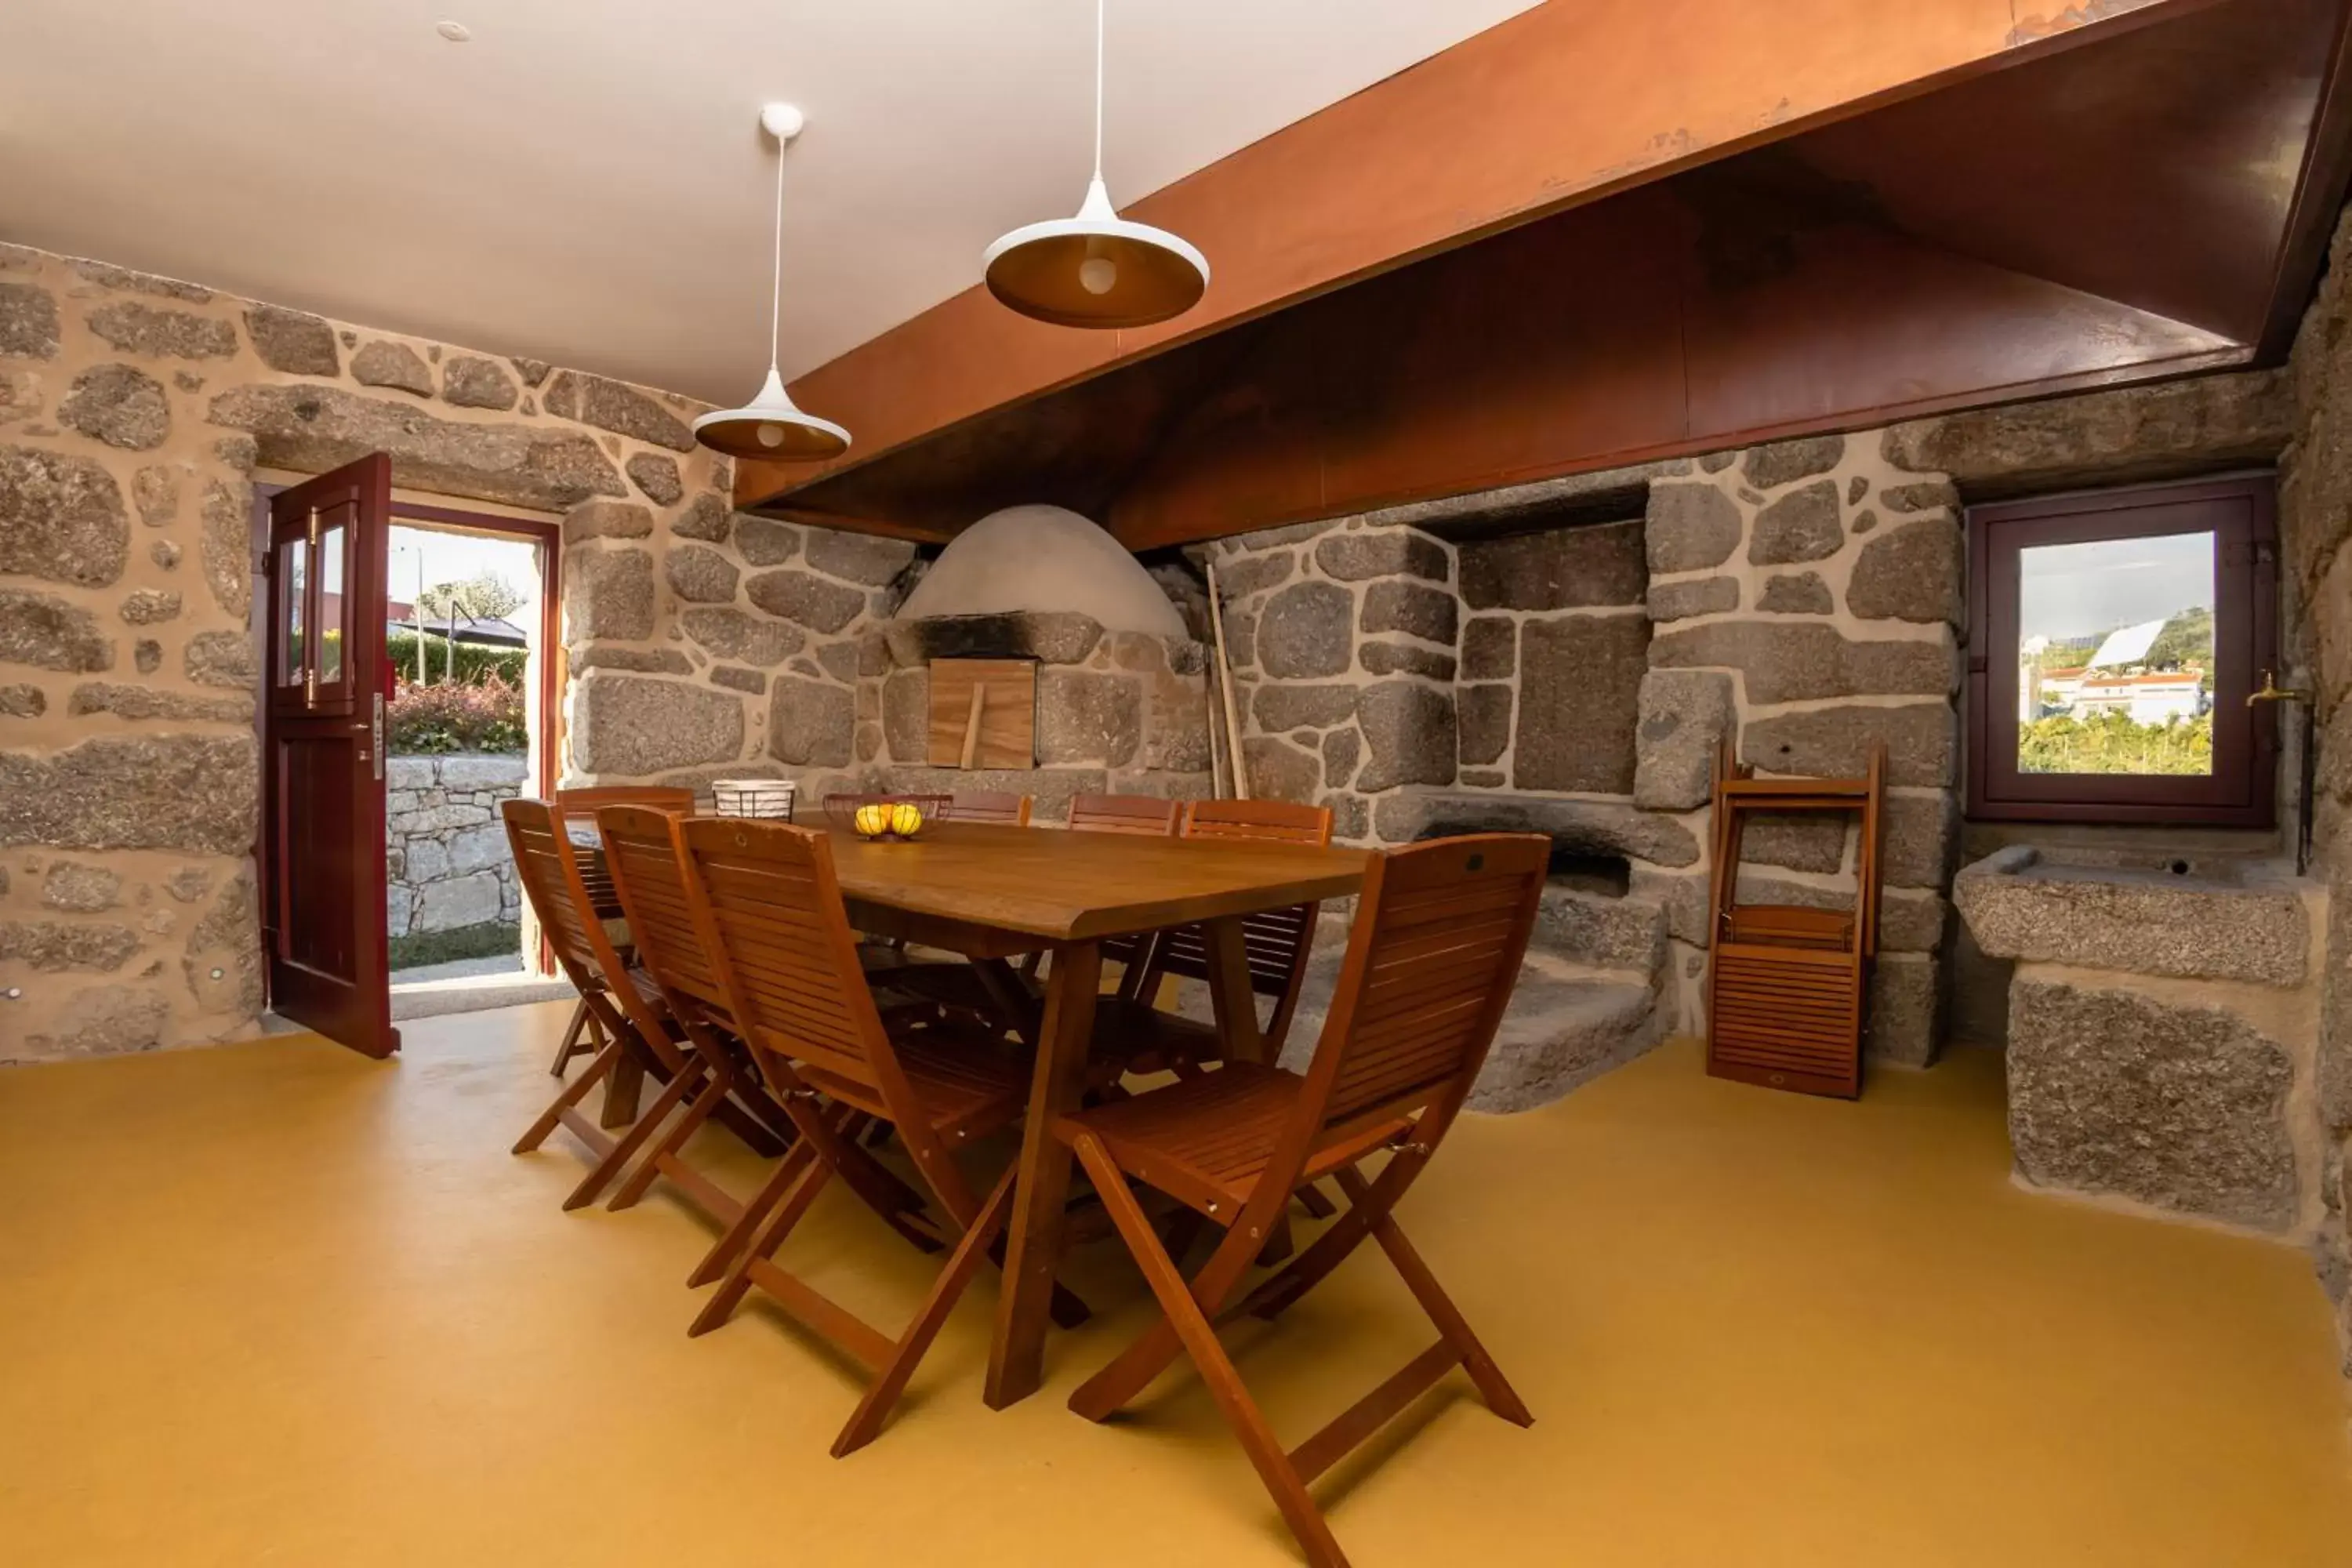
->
xmin=381 ymin=500 xmax=569 ymax=1018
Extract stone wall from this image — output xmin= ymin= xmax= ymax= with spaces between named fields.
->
xmin=0 ymin=237 xmax=906 ymax=1060
xmin=385 ymin=753 xmax=528 ymax=944
xmin=2278 ymin=202 xmax=2352 ymax=1376
xmin=1196 ymin=359 xmax=2293 ymax=1071
xmin=1196 ymin=434 xmax=1969 ymax=1065
xmin=568 ymin=507 xmax=917 ymax=804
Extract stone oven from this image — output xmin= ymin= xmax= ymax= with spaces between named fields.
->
xmin=850 ymin=505 xmax=1218 ymax=818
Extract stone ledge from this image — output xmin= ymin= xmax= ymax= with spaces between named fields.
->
xmin=1368 ymin=789 xmax=1701 ymax=868
xmin=1955 ymin=845 xmax=2311 ymax=987
xmin=1469 ymin=965 xmax=1664 ymax=1112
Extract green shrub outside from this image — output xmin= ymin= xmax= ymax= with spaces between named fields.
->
xmin=387 ymin=631 xmax=528 ymax=687
xmin=389 ymin=674 xmax=526 ymax=754
xmin=2018 ymin=710 xmax=2212 ymax=775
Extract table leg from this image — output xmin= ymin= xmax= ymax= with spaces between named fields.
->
xmin=971 ymin=956 xmax=1042 ymax=1046
xmin=986 ymin=938 xmax=1102 ymax=1409
xmin=601 ymin=1051 xmax=644 ymax=1128
xmin=1204 ymin=916 xmax=1266 ymax=1065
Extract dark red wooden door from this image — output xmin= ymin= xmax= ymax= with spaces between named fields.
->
xmin=262 ymin=455 xmax=400 ymax=1057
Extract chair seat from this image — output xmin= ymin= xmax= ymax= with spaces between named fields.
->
xmin=1057 ymin=1062 xmax=1408 ymax=1216
xmin=799 ymin=1021 xmax=1028 ymax=1138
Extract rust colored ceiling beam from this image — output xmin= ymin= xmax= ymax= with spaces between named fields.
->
xmin=777 ymin=0 xmax=2347 ymax=549
xmin=738 ymin=0 xmax=2207 ymax=516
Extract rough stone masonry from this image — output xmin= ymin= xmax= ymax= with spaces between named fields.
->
xmin=0 ymin=239 xmax=909 ymax=1060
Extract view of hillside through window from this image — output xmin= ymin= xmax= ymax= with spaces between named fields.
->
xmin=2016 ymin=530 xmax=2215 ymax=775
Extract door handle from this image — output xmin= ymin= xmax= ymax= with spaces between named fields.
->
xmin=371 ymin=692 xmax=385 ymax=782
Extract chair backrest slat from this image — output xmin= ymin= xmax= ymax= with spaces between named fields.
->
xmin=595 ymin=804 xmax=731 ymax=1014
xmin=502 ymin=799 xmax=608 ymax=989
xmin=556 ymin=786 xmax=695 ymax=812
xmin=1181 ymin=797 xmax=1332 ymax=845
xmin=555 ymin=786 xmax=692 ymax=913
xmin=1302 ymin=835 xmax=1548 ymax=1131
xmin=1067 ymin=793 xmax=1181 ymax=836
xmin=501 ymin=797 xmax=674 ymax=1058
xmin=1142 ymin=799 xmax=1334 ymax=996
xmin=677 ymin=817 xmax=888 ymax=1087
xmin=946 ymin=790 xmax=1033 ymax=826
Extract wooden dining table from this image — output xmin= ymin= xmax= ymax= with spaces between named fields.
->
xmin=570 ymin=810 xmax=1370 ymax=1403
xmin=822 ymin=818 xmax=1372 ymax=1406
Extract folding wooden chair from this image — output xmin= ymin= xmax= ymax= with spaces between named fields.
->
xmin=945 ymin=790 xmax=1033 ymax=826
xmin=503 ymin=798 xmax=782 ymax=1211
xmin=595 ymin=805 xmax=942 ymax=1276
xmin=615 ymin=809 xmax=1036 ymax=1454
xmin=1095 ymin=797 xmax=1335 ymax=1073
xmin=1066 ymin=792 xmax=1182 ymax=835
xmin=1061 ymin=833 xmax=1549 ymax=1568
xmin=542 ymin=786 xmax=695 ymax=1076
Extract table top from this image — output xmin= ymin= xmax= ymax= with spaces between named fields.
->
xmin=569 ymin=814 xmax=1370 ymax=942
xmin=827 ymin=821 xmax=1370 ymax=941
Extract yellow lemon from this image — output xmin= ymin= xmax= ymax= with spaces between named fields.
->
xmin=854 ymin=803 xmax=891 ymax=837
xmin=889 ymin=802 xmax=924 ymax=837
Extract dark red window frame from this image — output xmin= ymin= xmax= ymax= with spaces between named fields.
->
xmin=1965 ymin=474 xmax=2278 ymax=827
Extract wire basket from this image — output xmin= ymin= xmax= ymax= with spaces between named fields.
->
xmin=822 ymin=793 xmax=951 ymax=840
xmin=710 ymin=779 xmax=798 ymax=821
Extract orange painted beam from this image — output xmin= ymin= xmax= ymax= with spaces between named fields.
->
xmin=738 ymin=0 xmax=2194 ymax=512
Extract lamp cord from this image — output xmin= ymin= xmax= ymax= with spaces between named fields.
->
xmin=1092 ymin=0 xmax=1105 ymax=182
xmin=768 ymin=131 xmax=786 ymax=376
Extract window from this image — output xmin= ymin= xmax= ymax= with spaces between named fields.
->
xmin=1966 ymin=474 xmax=2277 ymax=826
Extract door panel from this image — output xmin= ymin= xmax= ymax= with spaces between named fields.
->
xmin=262 ymin=454 xmax=399 ymax=1057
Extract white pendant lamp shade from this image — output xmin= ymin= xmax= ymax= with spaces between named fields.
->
xmin=985 ymin=176 xmax=1208 ymax=329
xmin=985 ymin=2 xmax=1207 ymax=329
xmin=692 ymin=367 xmax=850 ymax=462
xmin=695 ymin=103 xmax=850 ymax=464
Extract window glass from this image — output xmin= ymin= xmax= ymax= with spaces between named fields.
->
xmin=2016 ymin=531 xmax=2214 ymax=776
xmin=281 ymin=537 xmax=307 ymax=686
xmin=318 ymin=521 xmax=345 ymax=684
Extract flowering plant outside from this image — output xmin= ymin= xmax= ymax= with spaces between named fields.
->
xmin=388 ymin=673 xmax=526 ymax=754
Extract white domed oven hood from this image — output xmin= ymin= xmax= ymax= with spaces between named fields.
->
xmin=896 ymin=504 xmax=1186 ymax=638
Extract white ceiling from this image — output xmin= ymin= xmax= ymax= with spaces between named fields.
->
xmin=0 ymin=1 xmax=1537 ymax=405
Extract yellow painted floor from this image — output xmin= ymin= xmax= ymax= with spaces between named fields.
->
xmin=2 ymin=1007 xmax=2347 ymax=1567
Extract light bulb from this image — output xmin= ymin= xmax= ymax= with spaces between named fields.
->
xmin=1078 ymin=256 xmax=1118 ymax=296
xmin=757 ymin=423 xmax=785 ymax=448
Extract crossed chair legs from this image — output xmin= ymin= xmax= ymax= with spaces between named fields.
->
xmin=1064 ymin=1142 xmax=1531 ymax=1568
xmin=683 ymin=1094 xmax=1022 ymax=1458
xmin=511 ymin=1000 xmax=698 ymax=1211
xmin=515 ymin=1000 xmax=791 ymax=1214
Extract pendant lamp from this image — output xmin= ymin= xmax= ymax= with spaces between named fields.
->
xmin=983 ymin=0 xmax=1207 ymax=329
xmin=693 ymin=102 xmax=851 ymax=463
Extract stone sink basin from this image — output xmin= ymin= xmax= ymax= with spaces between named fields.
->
xmin=1953 ymin=844 xmax=2313 ymax=988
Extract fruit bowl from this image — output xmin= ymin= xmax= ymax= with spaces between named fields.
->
xmin=822 ymin=793 xmax=949 ymax=841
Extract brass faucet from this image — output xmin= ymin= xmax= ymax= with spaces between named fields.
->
xmin=2248 ymin=669 xmax=2310 ymax=706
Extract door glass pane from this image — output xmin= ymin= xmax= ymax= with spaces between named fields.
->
xmin=318 ymin=521 xmax=345 ymax=684
xmin=281 ymin=537 xmax=307 ymax=686
xmin=2017 ymin=531 xmax=2215 ymax=775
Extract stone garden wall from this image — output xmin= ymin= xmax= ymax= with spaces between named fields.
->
xmin=0 ymin=237 xmax=904 ymax=1060
xmin=385 ymin=753 xmax=528 ymax=945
